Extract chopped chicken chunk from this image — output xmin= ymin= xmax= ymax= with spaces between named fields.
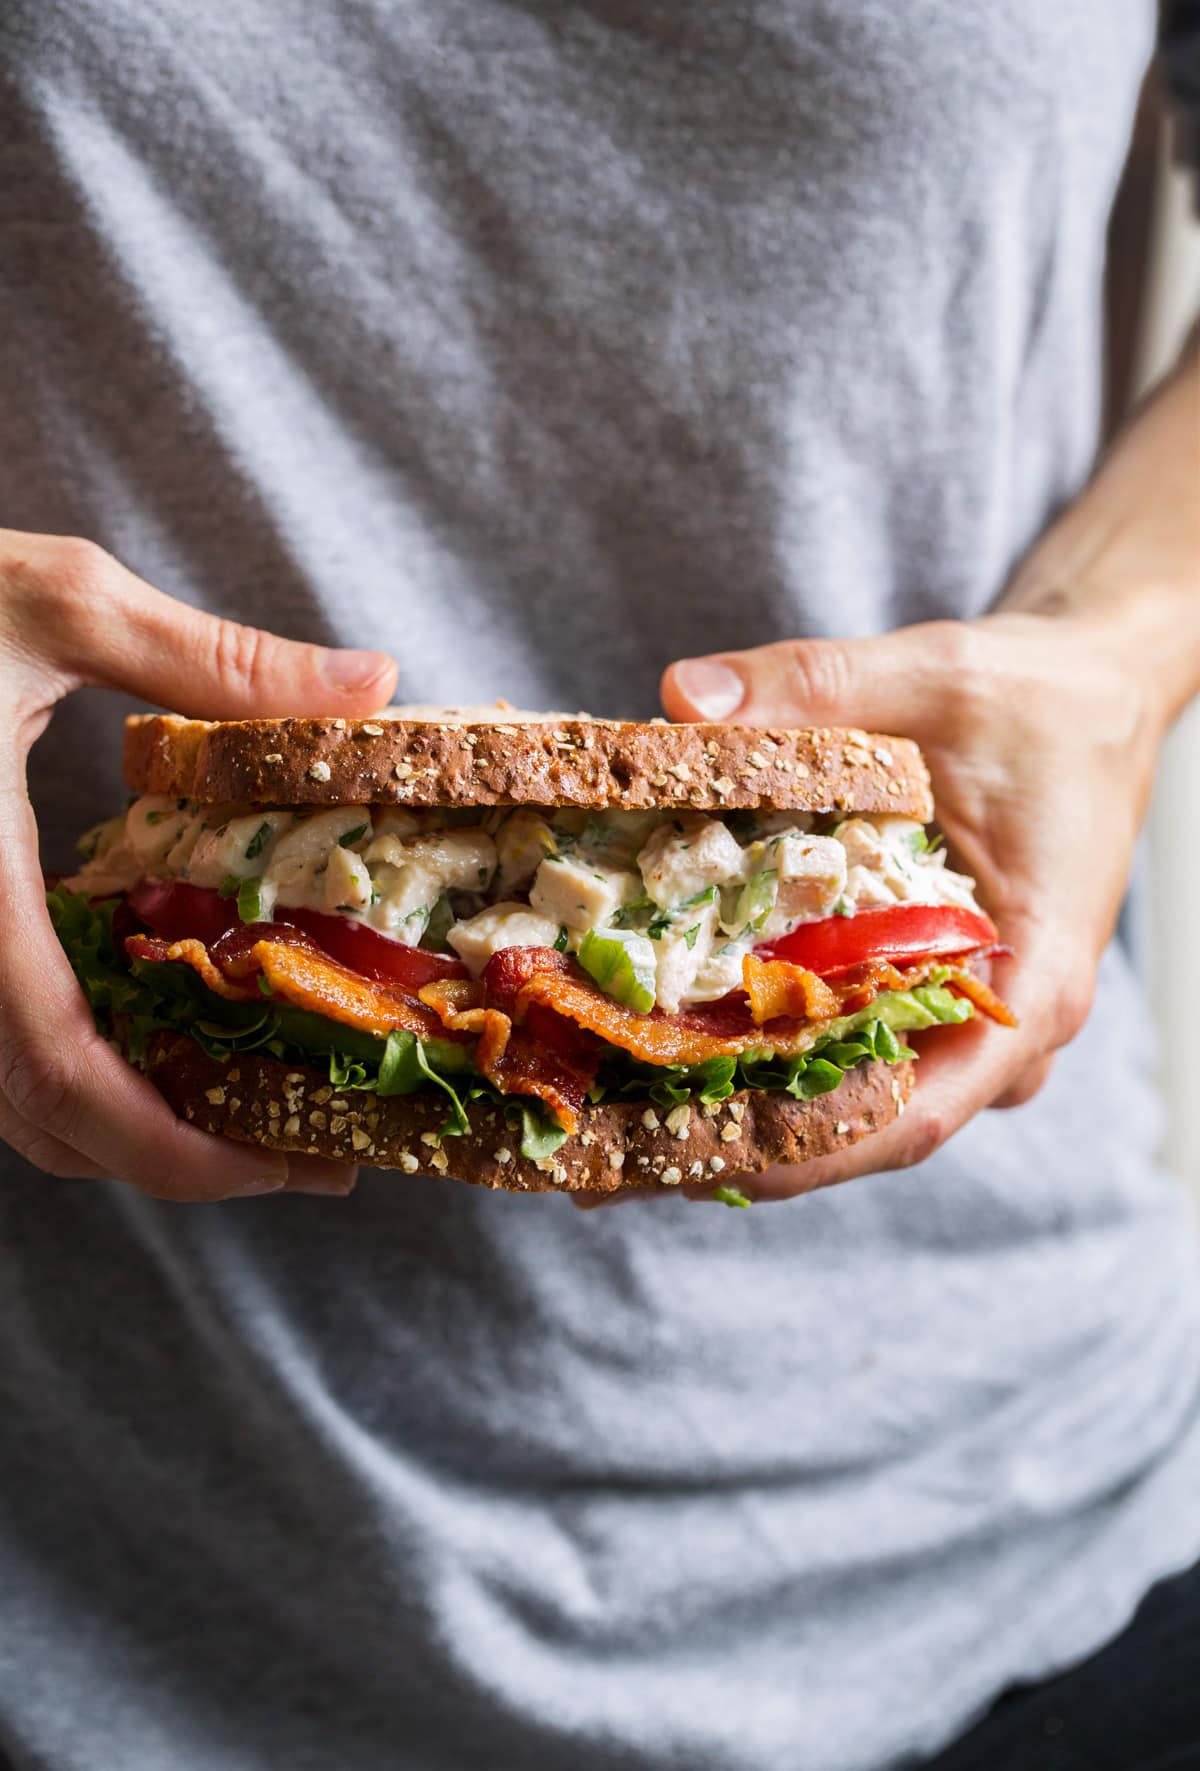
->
xmin=637 ymin=815 xmax=747 ymax=909
xmin=367 ymin=827 xmax=497 ymax=944
xmin=652 ymin=897 xmax=722 ymax=1014
xmin=529 ymin=856 xmax=641 ymax=932
xmin=187 ymin=809 xmax=296 ymax=890
xmin=448 ymin=903 xmax=562 ymax=974
xmin=322 ymin=843 xmax=373 ymax=913
xmin=759 ymin=833 xmax=847 ymax=937
xmin=494 ymin=810 xmax=558 ymax=894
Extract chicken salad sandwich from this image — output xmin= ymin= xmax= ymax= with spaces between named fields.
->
xmin=49 ymin=707 xmax=1014 ymax=1195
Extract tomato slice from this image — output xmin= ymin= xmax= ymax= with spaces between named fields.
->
xmin=757 ymin=903 xmax=999 ymax=977
xmin=127 ymin=878 xmax=240 ymax=947
xmin=277 ymin=907 xmax=466 ymax=987
xmin=125 ymin=879 xmax=466 ymax=987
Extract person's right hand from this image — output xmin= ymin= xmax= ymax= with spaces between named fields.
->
xmin=0 ymin=529 xmax=398 ymax=1200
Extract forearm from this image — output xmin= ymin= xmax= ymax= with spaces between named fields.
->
xmin=1004 ymin=327 xmax=1200 ymax=725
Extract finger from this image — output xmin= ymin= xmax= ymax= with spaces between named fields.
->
xmin=660 ymin=621 xmax=978 ymax=741
xmin=728 ymin=1018 xmax=1020 ymax=1202
xmin=570 ymin=1186 xmax=657 ymax=1211
xmin=575 ymin=965 xmax=1041 ymax=1210
xmin=0 ymin=781 xmax=290 ymax=1201
xmin=575 ymin=1026 xmax=1018 ymax=1210
xmin=0 ymin=1095 xmax=112 ymax=1181
xmin=283 ymin=1154 xmax=359 ymax=1196
xmin=992 ymin=1055 xmax=1054 ymax=1110
xmin=1 ymin=531 xmax=397 ymax=718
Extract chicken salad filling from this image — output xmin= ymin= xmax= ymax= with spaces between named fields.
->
xmin=68 ymin=798 xmax=982 ymax=1014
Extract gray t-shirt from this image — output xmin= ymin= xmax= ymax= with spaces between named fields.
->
xmin=3 ymin=5 xmax=1199 ymax=1769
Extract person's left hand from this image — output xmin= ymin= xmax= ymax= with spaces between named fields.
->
xmin=580 ymin=609 xmax=1166 ymax=1208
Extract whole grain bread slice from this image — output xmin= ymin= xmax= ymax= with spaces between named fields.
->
xmin=124 ymin=706 xmax=933 ymax=818
xmin=134 ymin=1030 xmax=914 ymax=1195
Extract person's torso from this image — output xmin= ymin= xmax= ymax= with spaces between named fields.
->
xmin=4 ymin=6 xmax=1200 ymax=1770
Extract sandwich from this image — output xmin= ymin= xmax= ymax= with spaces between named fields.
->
xmin=48 ymin=707 xmax=1014 ymax=1197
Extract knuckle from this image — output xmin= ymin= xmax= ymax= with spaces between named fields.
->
xmin=14 ymin=1132 xmax=87 ymax=1179
xmin=1 ymin=536 xmax=117 ymax=663
xmin=1049 ymin=977 xmax=1094 ymax=1049
xmin=38 ymin=538 xmax=118 ymax=626
xmin=0 ymin=1039 xmax=79 ymax=1142
xmin=927 ymin=618 xmax=981 ymax=676
xmin=998 ymin=1059 xmax=1054 ymax=1109
xmin=897 ymin=1110 xmax=945 ymax=1170
xmin=210 ymin=618 xmax=268 ymax=697
xmin=784 ymin=639 xmax=852 ymax=714
xmin=926 ymin=620 xmax=989 ymax=735
xmin=51 ymin=535 xmax=115 ymax=594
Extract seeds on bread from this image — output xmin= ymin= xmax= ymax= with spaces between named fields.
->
xmin=134 ymin=1029 xmax=914 ymax=1195
xmin=124 ymin=712 xmax=933 ymax=819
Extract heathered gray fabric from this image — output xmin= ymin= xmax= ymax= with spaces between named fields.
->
xmin=2 ymin=5 xmax=1199 ymax=1769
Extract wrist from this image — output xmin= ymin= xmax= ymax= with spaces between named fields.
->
xmin=1076 ymin=574 xmax=1197 ymax=733
xmin=1006 ymin=560 xmax=1198 ymax=733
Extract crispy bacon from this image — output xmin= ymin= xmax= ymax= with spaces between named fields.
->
xmin=938 ymin=964 xmax=1019 ymax=1028
xmin=513 ymin=951 xmax=1015 ymax=1067
xmin=825 ymin=958 xmax=909 ymax=1016
xmin=480 ymin=1025 xmax=594 ymax=1132
xmin=417 ymin=977 xmax=487 ymax=1022
xmin=127 ymin=926 xmax=451 ymax=1041
xmin=418 ymin=979 xmax=513 ymax=1065
xmin=126 ymin=920 xmax=1012 ymax=1130
xmin=513 ymin=969 xmax=770 ymax=1063
xmin=482 ymin=946 xmax=572 ymax=1012
xmin=743 ymin=954 xmax=841 ymax=1025
xmin=126 ymin=935 xmax=260 ymax=1002
xmin=422 ymin=954 xmax=600 ymax=1131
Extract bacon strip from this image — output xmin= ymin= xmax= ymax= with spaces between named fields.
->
xmin=421 ymin=957 xmax=598 ymax=1131
xmin=418 ymin=979 xmax=513 ymax=1066
xmin=417 ymin=977 xmax=486 ymax=1023
xmin=939 ymin=964 xmax=1019 ymax=1028
xmin=480 ymin=1025 xmax=593 ymax=1133
xmin=127 ymin=929 xmax=450 ymax=1041
xmin=126 ymin=925 xmax=1012 ymax=1130
xmin=513 ymin=952 xmax=1015 ymax=1065
xmin=743 ymin=954 xmax=841 ymax=1025
xmin=126 ymin=935 xmax=260 ymax=1002
xmin=513 ymin=970 xmax=775 ymax=1063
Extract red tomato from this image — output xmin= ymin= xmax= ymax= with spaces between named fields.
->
xmin=757 ymin=903 xmax=999 ymax=976
xmin=125 ymin=880 xmax=466 ymax=987
xmin=127 ymin=878 xmax=240 ymax=946
xmin=277 ymin=907 xmax=466 ymax=986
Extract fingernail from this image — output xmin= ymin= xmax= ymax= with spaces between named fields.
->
xmin=319 ymin=648 xmax=393 ymax=691
xmin=672 ymin=659 xmax=745 ymax=721
xmin=290 ymin=1171 xmax=359 ymax=1196
xmin=233 ymin=1175 xmax=288 ymax=1197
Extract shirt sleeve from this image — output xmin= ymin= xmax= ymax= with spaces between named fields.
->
xmin=1161 ymin=0 xmax=1200 ymax=204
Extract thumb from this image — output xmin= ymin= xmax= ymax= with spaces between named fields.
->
xmin=661 ymin=623 xmax=962 ymax=738
xmin=35 ymin=538 xmax=397 ymax=718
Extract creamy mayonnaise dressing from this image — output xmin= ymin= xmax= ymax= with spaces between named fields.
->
xmin=66 ymin=800 xmax=980 ymax=1012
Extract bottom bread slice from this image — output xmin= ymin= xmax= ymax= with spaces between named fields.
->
xmin=133 ymin=1030 xmax=915 ymax=1194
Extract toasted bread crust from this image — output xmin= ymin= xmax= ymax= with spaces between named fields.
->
xmin=124 ymin=714 xmax=933 ymax=819
xmin=132 ymin=1030 xmax=914 ymax=1194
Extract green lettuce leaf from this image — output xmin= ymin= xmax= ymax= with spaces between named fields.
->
xmin=46 ymin=888 xmax=149 ymax=1022
xmin=516 ymin=1103 xmax=569 ymax=1162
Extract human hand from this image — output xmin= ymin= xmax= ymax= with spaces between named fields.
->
xmin=644 ymin=609 xmax=1165 ymax=1204
xmin=0 ymin=530 xmax=397 ymax=1199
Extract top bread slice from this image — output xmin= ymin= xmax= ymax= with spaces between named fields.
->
xmin=124 ymin=704 xmax=934 ymax=819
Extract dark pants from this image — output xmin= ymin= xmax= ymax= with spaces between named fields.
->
xmin=922 ymin=1556 xmax=1200 ymax=1771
